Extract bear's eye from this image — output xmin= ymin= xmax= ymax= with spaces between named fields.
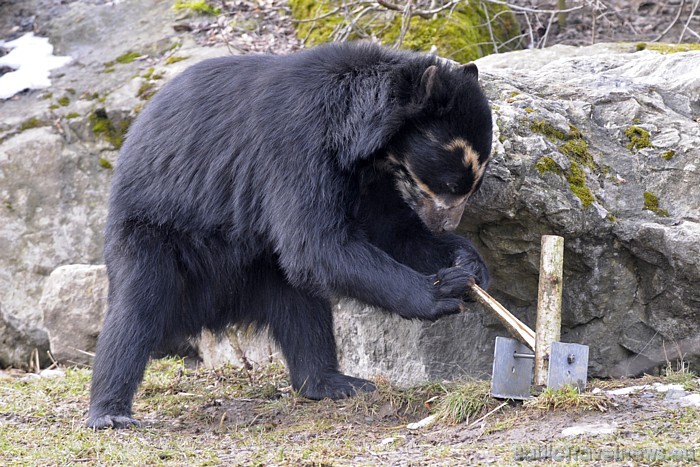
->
xmin=445 ymin=182 xmax=458 ymax=193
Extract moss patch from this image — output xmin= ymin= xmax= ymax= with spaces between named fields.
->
xmin=535 ymin=156 xmax=561 ymax=175
xmin=57 ymin=96 xmax=70 ymax=107
xmin=530 ymin=119 xmax=568 ymax=141
xmin=104 ymin=51 xmax=141 ymax=71
xmin=559 ymin=137 xmax=596 ymax=169
xmin=643 ymin=191 xmax=669 ymax=217
xmin=661 ymin=150 xmax=675 ymax=160
xmin=531 ymin=120 xmax=598 ymax=207
xmin=625 ymin=126 xmax=653 ymax=151
xmin=636 ymin=42 xmax=700 ymax=54
xmin=137 ymin=81 xmax=157 ymax=100
xmin=165 ymin=55 xmax=188 ymax=65
xmin=98 ymin=157 xmax=114 ymax=170
xmin=566 ymin=162 xmax=594 ymax=208
xmin=65 ymin=112 xmax=81 ymax=119
xmin=173 ymin=1 xmax=221 ymax=15
xmin=89 ymin=109 xmax=131 ymax=150
xmin=289 ymin=0 xmax=520 ymax=63
xmin=116 ymin=51 xmax=142 ymax=64
xmin=19 ymin=117 xmax=47 ymax=131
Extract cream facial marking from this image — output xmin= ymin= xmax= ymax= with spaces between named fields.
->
xmin=444 ymin=137 xmax=487 ymax=197
xmin=444 ymin=138 xmax=483 ymax=174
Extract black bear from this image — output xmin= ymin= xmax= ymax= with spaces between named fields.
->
xmin=87 ymin=42 xmax=492 ymax=429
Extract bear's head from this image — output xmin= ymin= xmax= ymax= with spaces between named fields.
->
xmin=386 ymin=62 xmax=493 ymax=234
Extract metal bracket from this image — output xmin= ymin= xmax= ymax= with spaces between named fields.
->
xmin=491 ymin=337 xmax=590 ymax=399
xmin=491 ymin=337 xmax=533 ymax=400
xmin=547 ymin=341 xmax=589 ymax=391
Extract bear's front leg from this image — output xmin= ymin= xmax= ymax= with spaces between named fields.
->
xmin=248 ymin=262 xmax=376 ymax=400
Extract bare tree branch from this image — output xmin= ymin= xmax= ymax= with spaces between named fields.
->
xmin=652 ymin=0 xmax=686 ymax=42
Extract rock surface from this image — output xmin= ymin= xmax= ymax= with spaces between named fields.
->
xmin=0 ymin=0 xmax=228 ymax=368
xmin=1 ymin=1 xmax=699 ymax=383
xmin=40 ymin=264 xmax=108 ymax=366
xmin=470 ymin=43 xmax=700 ymax=379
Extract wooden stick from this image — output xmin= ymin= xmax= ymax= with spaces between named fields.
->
xmin=534 ymin=235 xmax=564 ymax=387
xmin=470 ymin=284 xmax=536 ymax=351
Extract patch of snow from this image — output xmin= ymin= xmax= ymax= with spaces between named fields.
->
xmin=39 ymin=368 xmax=65 ymax=378
xmin=562 ymin=423 xmax=617 ymax=437
xmin=652 ymin=382 xmax=685 ymax=393
xmin=406 ymin=414 xmax=436 ymax=430
xmin=0 ymin=32 xmax=72 ymax=99
xmin=678 ymin=393 xmax=700 ymax=407
xmin=606 ymin=385 xmax=646 ymax=396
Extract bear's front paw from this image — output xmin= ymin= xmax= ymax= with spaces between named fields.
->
xmin=453 ymin=252 xmax=489 ymax=291
xmin=431 ymin=266 xmax=475 ymax=299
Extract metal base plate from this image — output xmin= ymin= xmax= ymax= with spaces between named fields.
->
xmin=491 ymin=337 xmax=533 ymax=400
xmin=547 ymin=341 xmax=589 ymax=391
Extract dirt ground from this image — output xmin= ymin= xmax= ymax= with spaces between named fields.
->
xmin=1 ymin=360 xmax=698 ymax=465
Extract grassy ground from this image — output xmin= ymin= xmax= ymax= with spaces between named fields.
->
xmin=1 ymin=358 xmax=698 ymax=465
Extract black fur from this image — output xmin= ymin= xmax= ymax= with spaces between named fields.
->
xmin=87 ymin=42 xmax=492 ymax=429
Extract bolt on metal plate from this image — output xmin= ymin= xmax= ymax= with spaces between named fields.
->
xmin=491 ymin=336 xmax=533 ymax=400
xmin=547 ymin=341 xmax=589 ymax=391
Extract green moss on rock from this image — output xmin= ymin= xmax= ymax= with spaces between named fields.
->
xmin=636 ymin=42 xmax=700 ymax=54
xmin=89 ymin=109 xmax=131 ymax=150
xmin=57 ymin=96 xmax=70 ymax=107
xmin=661 ymin=150 xmax=675 ymax=160
xmin=173 ymin=1 xmax=221 ymax=15
xmin=625 ymin=126 xmax=653 ymax=151
xmin=19 ymin=117 xmax=47 ymax=131
xmin=165 ymin=55 xmax=188 ymax=65
xmin=98 ymin=157 xmax=114 ymax=170
xmin=65 ymin=112 xmax=81 ymax=119
xmin=643 ymin=191 xmax=669 ymax=217
xmin=289 ymin=0 xmax=520 ymax=63
xmin=566 ymin=162 xmax=594 ymax=208
xmin=137 ymin=81 xmax=157 ymax=100
xmin=530 ymin=120 xmax=567 ymax=141
xmin=559 ymin=138 xmax=595 ymax=169
xmin=116 ymin=51 xmax=142 ymax=64
xmin=535 ymin=156 xmax=561 ymax=175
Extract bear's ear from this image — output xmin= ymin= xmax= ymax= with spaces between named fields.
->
xmin=418 ymin=65 xmax=440 ymax=104
xmin=460 ymin=63 xmax=479 ymax=80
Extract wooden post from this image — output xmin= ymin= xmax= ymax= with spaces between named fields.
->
xmin=534 ymin=235 xmax=564 ymax=387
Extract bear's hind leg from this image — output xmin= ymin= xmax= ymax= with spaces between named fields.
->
xmin=87 ymin=233 xmax=180 ymax=429
xmin=248 ymin=265 xmax=375 ymax=400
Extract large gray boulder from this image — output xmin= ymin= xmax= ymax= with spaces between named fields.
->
xmin=40 ymin=264 xmax=108 ymax=366
xmin=337 ymin=43 xmax=700 ymax=383
xmin=468 ymin=43 xmax=700 ymax=378
xmin=0 ymin=0 xmax=225 ymax=368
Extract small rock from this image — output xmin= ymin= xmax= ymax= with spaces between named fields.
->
xmin=407 ymin=414 xmax=437 ymax=430
xmin=39 ymin=368 xmax=65 ymax=379
xmin=562 ymin=423 xmax=617 ymax=437
xmin=606 ymin=385 xmax=646 ymax=396
xmin=677 ymin=394 xmax=700 ymax=407
xmin=653 ymin=383 xmax=684 ymax=393
xmin=664 ymin=389 xmax=689 ymax=401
